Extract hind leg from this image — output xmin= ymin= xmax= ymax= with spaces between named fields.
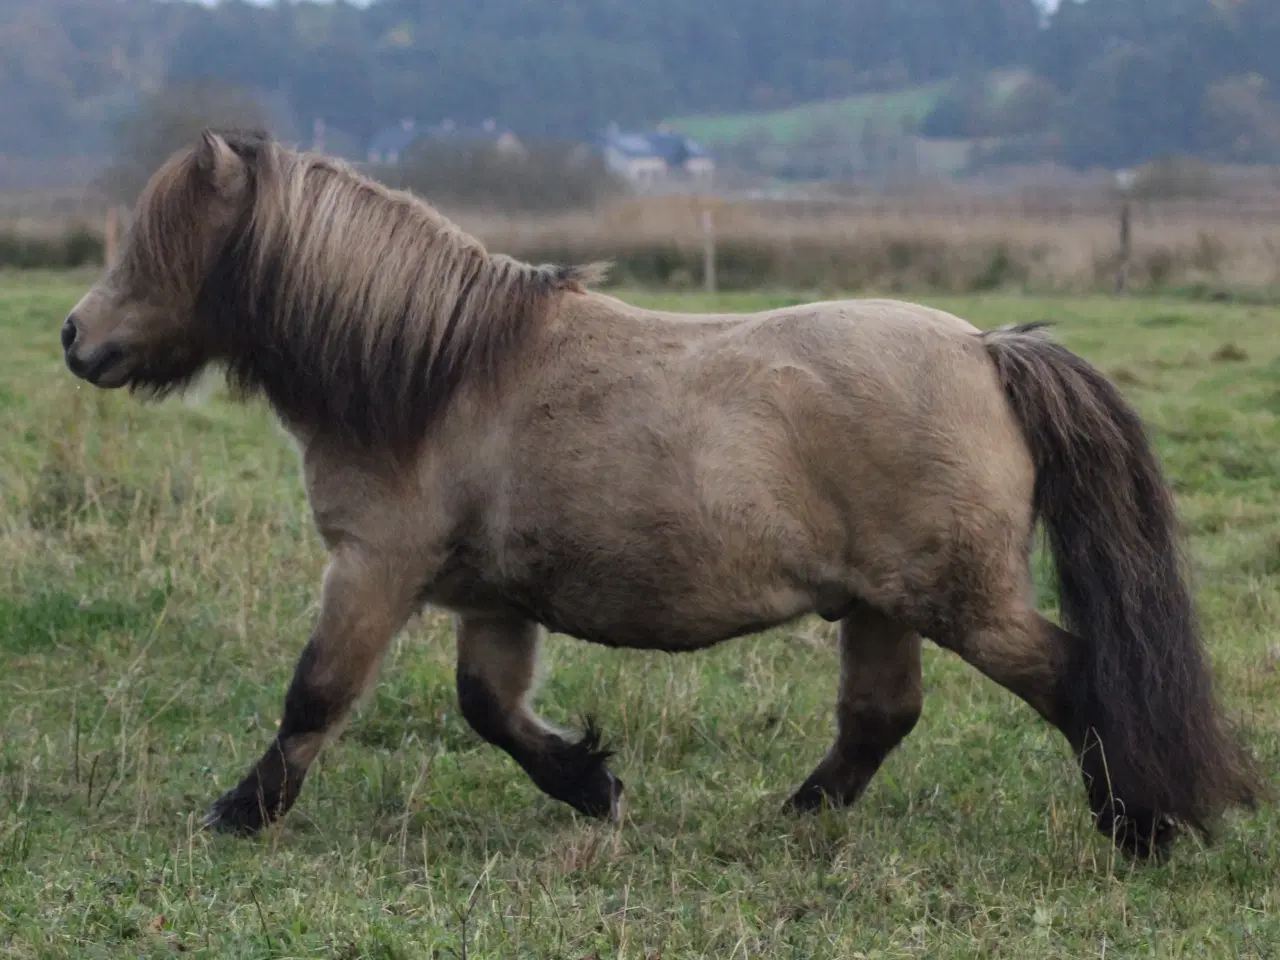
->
xmin=204 ymin=552 xmax=415 ymax=835
xmin=786 ymin=603 xmax=923 ymax=813
xmin=939 ymin=599 xmax=1177 ymax=860
xmin=455 ymin=614 xmax=623 ymax=821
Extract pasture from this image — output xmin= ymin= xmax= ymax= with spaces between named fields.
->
xmin=1 ymin=270 xmax=1278 ymax=957
xmin=665 ymin=82 xmax=948 ymax=149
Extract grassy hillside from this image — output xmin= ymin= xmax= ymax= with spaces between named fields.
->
xmin=666 ymin=82 xmax=949 ymax=146
xmin=663 ymin=74 xmax=1035 ymax=147
xmin=662 ymin=71 xmax=1039 ymax=177
xmin=2 ymin=273 xmax=1278 ymax=956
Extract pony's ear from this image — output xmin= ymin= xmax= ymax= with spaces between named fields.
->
xmin=194 ymin=129 xmax=247 ymax=194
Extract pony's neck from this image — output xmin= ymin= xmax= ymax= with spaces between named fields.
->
xmin=211 ymin=165 xmax=558 ymax=452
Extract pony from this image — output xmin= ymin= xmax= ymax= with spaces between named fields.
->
xmin=61 ymin=128 xmax=1262 ymax=860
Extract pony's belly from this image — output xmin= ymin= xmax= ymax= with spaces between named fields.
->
xmin=513 ymin=575 xmax=817 ymax=651
xmin=423 ymin=530 xmax=827 ymax=648
xmin=539 ymin=605 xmax=808 ymax=651
xmin=426 ymin=566 xmax=815 ymax=650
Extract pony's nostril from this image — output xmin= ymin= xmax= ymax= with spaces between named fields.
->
xmin=61 ymin=315 xmax=78 ymax=351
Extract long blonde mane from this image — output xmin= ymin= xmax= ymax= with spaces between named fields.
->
xmin=198 ymin=131 xmax=606 ymax=449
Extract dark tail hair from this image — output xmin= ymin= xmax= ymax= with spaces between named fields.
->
xmin=981 ymin=322 xmax=1262 ymax=841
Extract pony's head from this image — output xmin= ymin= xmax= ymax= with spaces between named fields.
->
xmin=62 ymin=128 xmax=265 ymax=393
xmin=61 ymin=126 xmax=606 ymax=448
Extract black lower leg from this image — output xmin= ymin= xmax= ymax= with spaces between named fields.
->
xmin=1072 ymin=715 xmax=1178 ymax=861
xmin=204 ymin=738 xmax=300 ymax=836
xmin=786 ymin=707 xmax=920 ymax=812
xmin=456 ymin=668 xmax=623 ymax=820
xmin=960 ymin=614 xmax=1178 ymax=861
xmin=1029 ymin=625 xmax=1178 ymax=860
xmin=787 ymin=609 xmax=923 ymax=814
xmin=205 ymin=639 xmax=343 ymax=835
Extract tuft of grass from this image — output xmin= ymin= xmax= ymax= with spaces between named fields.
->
xmin=1213 ymin=342 xmax=1250 ymax=363
xmin=0 ymin=273 xmax=1277 ymax=957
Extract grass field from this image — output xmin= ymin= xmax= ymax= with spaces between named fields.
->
xmin=665 ymin=83 xmax=948 ymax=147
xmin=2 ymin=271 xmax=1279 ymax=958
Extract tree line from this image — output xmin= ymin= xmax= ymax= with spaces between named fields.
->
xmin=0 ymin=0 xmax=1277 ymax=173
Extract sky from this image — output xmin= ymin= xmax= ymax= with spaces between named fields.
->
xmin=198 ymin=0 xmax=1064 ymax=8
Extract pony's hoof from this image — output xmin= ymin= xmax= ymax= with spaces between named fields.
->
xmin=783 ymin=774 xmax=851 ymax=815
xmin=1097 ymin=807 xmax=1179 ymax=862
xmin=202 ymin=787 xmax=273 ymax=837
xmin=603 ymin=770 xmax=625 ymax=822
xmin=536 ymin=719 xmax=624 ymax=822
xmin=569 ymin=768 xmax=625 ymax=822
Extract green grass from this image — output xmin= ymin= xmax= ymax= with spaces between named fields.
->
xmin=2 ymin=271 xmax=1279 ymax=957
xmin=665 ymin=83 xmax=948 ymax=147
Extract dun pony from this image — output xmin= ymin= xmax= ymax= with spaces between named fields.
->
xmin=61 ymin=129 xmax=1262 ymax=861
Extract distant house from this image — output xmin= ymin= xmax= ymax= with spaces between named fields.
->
xmin=366 ymin=117 xmax=524 ymax=165
xmin=599 ymin=125 xmax=715 ymax=189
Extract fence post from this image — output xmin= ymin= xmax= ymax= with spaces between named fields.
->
xmin=701 ymin=205 xmax=717 ymax=294
xmin=1115 ymin=198 xmax=1132 ymax=295
xmin=1114 ymin=170 xmax=1136 ymax=295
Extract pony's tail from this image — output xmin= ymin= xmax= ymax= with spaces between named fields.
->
xmin=981 ymin=323 xmax=1262 ymax=843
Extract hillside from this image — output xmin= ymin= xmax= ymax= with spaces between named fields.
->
xmin=667 ymin=84 xmax=950 ymax=148
xmin=664 ymin=75 xmax=1054 ymax=179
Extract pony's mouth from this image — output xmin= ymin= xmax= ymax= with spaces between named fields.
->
xmin=66 ymin=343 xmax=128 ymax=388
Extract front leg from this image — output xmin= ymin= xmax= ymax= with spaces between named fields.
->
xmin=455 ymin=614 xmax=624 ymax=821
xmin=204 ymin=551 xmax=415 ymax=835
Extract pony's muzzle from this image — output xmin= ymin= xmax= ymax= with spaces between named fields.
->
xmin=61 ymin=314 xmax=78 ymax=352
xmin=65 ymin=335 xmax=125 ymax=388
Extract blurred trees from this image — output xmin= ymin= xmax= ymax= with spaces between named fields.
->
xmin=0 ymin=0 xmax=1044 ymax=161
xmin=0 ymin=0 xmax=1278 ymax=174
xmin=379 ymin=138 xmax=625 ymax=212
xmin=97 ymin=82 xmax=275 ymax=204
xmin=1199 ymin=75 xmax=1280 ymax=164
xmin=1036 ymin=0 xmax=1280 ymax=167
